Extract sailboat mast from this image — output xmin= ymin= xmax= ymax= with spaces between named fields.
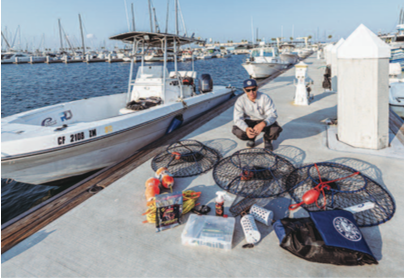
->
xmin=131 ymin=3 xmax=136 ymax=31
xmin=175 ymin=0 xmax=179 ymax=35
xmin=79 ymin=14 xmax=86 ymax=57
xmin=165 ymin=0 xmax=170 ymax=33
xmin=148 ymin=0 xmax=153 ymax=32
xmin=1 ymin=31 xmax=11 ymax=49
xmin=58 ymin=19 xmax=63 ymax=52
xmin=177 ymin=0 xmax=187 ymax=36
xmin=153 ymin=8 xmax=160 ymax=33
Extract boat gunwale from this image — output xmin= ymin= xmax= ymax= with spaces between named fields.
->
xmin=1 ymin=91 xmax=232 ymax=161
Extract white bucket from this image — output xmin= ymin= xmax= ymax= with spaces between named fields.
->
xmin=241 ymin=214 xmax=261 ymax=245
xmin=249 ymin=204 xmax=274 ymax=226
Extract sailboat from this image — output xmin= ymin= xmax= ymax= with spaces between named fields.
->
xmin=1 ymin=8 xmax=235 ymax=184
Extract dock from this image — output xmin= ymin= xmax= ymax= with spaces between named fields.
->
xmin=1 ymin=54 xmax=403 ymax=277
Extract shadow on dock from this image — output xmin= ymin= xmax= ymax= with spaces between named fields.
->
xmin=1 ymin=229 xmax=56 ymax=264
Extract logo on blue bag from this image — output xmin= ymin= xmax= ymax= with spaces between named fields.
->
xmin=333 ymin=217 xmax=362 ymax=242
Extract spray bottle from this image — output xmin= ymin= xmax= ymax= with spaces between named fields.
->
xmin=215 ymin=191 xmax=227 ymax=216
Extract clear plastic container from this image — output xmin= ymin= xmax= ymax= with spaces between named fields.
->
xmin=181 ymin=214 xmax=235 ymax=250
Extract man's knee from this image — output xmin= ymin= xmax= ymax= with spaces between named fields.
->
xmin=264 ymin=122 xmax=283 ymax=140
xmin=232 ymin=125 xmax=249 ymax=140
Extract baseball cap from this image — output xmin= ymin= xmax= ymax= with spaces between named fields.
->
xmin=243 ymin=79 xmax=257 ymax=88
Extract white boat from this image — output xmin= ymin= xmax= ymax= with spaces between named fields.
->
xmin=1 ymin=52 xmax=46 ymax=64
xmin=218 ymin=49 xmax=232 ymax=58
xmin=242 ymin=46 xmax=287 ymax=78
xmin=1 ymin=31 xmax=235 ymax=184
xmin=279 ymin=43 xmax=299 ymax=65
xmin=389 ymin=82 xmax=404 ymax=118
xmin=178 ymin=50 xmax=195 ymax=61
xmin=296 ymin=47 xmax=313 ymax=58
xmin=206 ymin=46 xmax=222 ymax=58
xmin=145 ymin=49 xmax=174 ymax=62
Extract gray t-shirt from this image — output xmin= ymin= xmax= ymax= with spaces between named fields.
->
xmin=233 ymin=91 xmax=278 ymax=131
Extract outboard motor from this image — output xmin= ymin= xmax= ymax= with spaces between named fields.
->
xmin=198 ymin=74 xmax=213 ymax=93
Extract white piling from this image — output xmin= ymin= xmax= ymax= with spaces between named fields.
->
xmin=330 ymin=38 xmax=345 ymax=92
xmin=323 ymin=43 xmax=334 ymax=64
xmin=337 ymin=24 xmax=391 ymax=150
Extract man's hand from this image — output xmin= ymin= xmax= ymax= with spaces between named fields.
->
xmin=246 ymin=127 xmax=256 ymax=139
xmin=253 ymin=121 xmax=266 ymax=135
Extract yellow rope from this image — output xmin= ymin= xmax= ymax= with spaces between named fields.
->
xmin=142 ymin=190 xmax=201 ymax=224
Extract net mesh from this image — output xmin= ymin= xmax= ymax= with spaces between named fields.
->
xmin=151 ymin=140 xmax=220 ymax=177
xmin=286 ymin=162 xmax=396 ymax=227
xmin=213 ymin=149 xmax=295 ymax=198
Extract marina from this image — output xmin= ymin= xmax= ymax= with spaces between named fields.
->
xmin=1 ymin=0 xmax=404 ymax=277
xmin=1 ymin=53 xmax=403 ymax=277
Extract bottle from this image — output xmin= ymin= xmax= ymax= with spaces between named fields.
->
xmin=215 ymin=192 xmax=226 ymax=216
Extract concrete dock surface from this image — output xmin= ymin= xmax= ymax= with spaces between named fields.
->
xmin=2 ymin=55 xmax=404 ymax=277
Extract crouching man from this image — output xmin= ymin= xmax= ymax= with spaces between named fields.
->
xmin=232 ymin=79 xmax=283 ymax=150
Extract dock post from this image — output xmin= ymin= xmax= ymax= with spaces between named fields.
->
xmin=337 ymin=24 xmax=391 ymax=150
xmin=30 ymin=56 xmax=34 ymax=64
xmin=46 ymin=56 xmax=50 ymax=63
xmin=330 ymin=38 xmax=345 ymax=92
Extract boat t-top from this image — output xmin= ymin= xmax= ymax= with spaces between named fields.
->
xmin=1 ymin=31 xmax=235 ymax=184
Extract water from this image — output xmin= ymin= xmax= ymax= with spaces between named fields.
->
xmin=1 ymin=56 xmax=249 ymax=117
xmin=1 ymin=55 xmax=249 ymax=224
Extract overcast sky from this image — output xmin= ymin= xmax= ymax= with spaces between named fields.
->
xmin=1 ymin=0 xmax=404 ymax=50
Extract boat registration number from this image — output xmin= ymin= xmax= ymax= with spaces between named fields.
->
xmin=71 ymin=132 xmax=85 ymax=143
xmin=57 ymin=129 xmax=97 ymax=146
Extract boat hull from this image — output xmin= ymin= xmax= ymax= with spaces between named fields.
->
xmin=1 ymin=90 xmax=233 ymax=184
xmin=280 ymin=53 xmax=298 ymax=65
xmin=242 ymin=63 xmax=281 ymax=79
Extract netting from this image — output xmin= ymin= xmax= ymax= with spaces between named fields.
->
xmin=151 ymin=140 xmax=220 ymax=177
xmin=286 ymin=162 xmax=396 ymax=227
xmin=213 ymin=149 xmax=295 ymax=198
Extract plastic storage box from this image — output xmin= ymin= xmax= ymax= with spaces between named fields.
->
xmin=181 ymin=214 xmax=235 ymax=250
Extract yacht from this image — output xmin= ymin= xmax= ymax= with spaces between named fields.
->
xmin=1 ymin=52 xmax=46 ymax=64
xmin=242 ymin=45 xmax=287 ymax=78
xmin=1 ymin=32 xmax=235 ymax=184
xmin=279 ymin=43 xmax=299 ymax=65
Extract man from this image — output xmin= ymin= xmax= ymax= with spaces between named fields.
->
xmin=232 ymin=79 xmax=283 ymax=150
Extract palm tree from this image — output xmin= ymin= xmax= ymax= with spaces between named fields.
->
xmin=328 ymin=35 xmax=332 ymax=40
xmin=290 ymin=37 xmax=293 ymax=41
xmin=308 ymin=35 xmax=312 ymax=40
xmin=271 ymin=38 xmax=276 ymax=41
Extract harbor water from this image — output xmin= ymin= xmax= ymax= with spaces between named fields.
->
xmin=1 ymin=55 xmax=249 ymax=224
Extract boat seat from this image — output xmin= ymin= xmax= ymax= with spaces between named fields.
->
xmin=169 ymin=71 xmax=197 ymax=79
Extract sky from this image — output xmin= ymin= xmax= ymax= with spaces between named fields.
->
xmin=1 ymin=0 xmax=404 ymax=51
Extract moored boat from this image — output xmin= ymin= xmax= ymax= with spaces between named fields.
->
xmin=242 ymin=44 xmax=287 ymax=78
xmin=1 ymin=32 xmax=235 ymax=184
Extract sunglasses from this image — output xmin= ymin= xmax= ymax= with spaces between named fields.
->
xmin=245 ymin=87 xmax=257 ymax=93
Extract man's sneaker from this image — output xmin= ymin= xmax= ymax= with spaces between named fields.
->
xmin=264 ymin=140 xmax=273 ymax=151
xmin=246 ymin=140 xmax=255 ymax=148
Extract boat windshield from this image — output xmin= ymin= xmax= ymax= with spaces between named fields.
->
xmin=2 ymin=54 xmax=13 ymax=59
xmin=136 ymin=66 xmax=167 ymax=79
